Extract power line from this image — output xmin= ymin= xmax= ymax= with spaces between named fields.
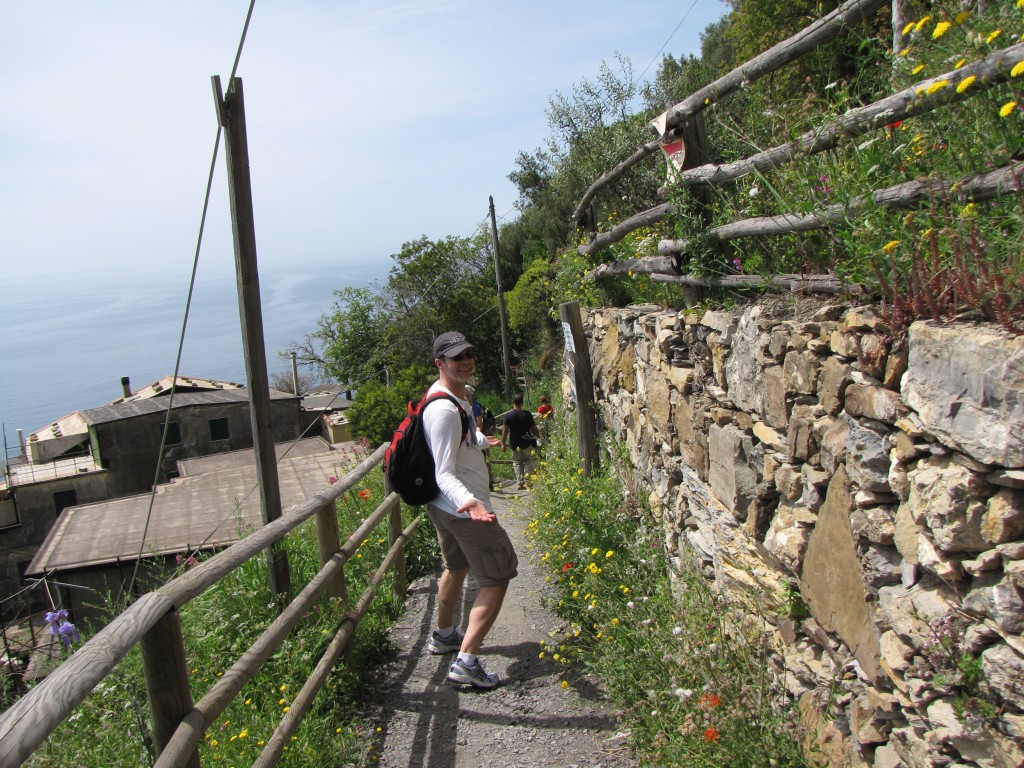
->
xmin=128 ymin=0 xmax=256 ymax=597
xmin=636 ymin=0 xmax=700 ymax=84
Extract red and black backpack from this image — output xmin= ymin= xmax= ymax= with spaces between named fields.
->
xmin=383 ymin=391 xmax=470 ymax=506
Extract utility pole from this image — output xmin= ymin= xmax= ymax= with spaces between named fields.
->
xmin=213 ymin=75 xmax=290 ymax=603
xmin=488 ymin=196 xmax=513 ymax=401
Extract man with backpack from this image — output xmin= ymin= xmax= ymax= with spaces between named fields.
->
xmin=500 ymin=393 xmax=542 ymax=490
xmin=421 ymin=331 xmax=518 ymax=689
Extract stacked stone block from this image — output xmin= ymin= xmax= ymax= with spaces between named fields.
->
xmin=586 ymin=302 xmax=1024 ymax=768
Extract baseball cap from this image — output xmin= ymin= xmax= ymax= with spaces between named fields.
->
xmin=433 ymin=331 xmax=475 ymax=359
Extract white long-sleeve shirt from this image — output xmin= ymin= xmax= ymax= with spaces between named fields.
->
xmin=422 ymin=382 xmax=492 ymax=517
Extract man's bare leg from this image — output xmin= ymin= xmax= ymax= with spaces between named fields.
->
xmin=437 ymin=566 xmax=469 ymax=630
xmin=460 ymin=584 xmax=508 ymax=654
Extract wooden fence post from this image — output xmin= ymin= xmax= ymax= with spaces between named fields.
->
xmin=558 ymin=301 xmax=599 ymax=477
xmin=388 ymin=496 xmax=408 ymax=599
xmin=141 ymin=609 xmax=200 ymax=768
xmin=315 ymin=501 xmax=347 ymax=603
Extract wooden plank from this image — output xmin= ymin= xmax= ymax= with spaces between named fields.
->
xmin=141 ymin=609 xmax=200 ymax=768
xmin=252 ymin=517 xmax=423 ymax=767
xmin=572 ymin=0 xmax=889 ymax=220
xmin=387 ymin=495 xmax=408 ymax=599
xmin=0 ymin=592 xmax=171 ymax=765
xmin=651 ymin=0 xmax=888 ymax=137
xmin=315 ymin=501 xmax=347 ymax=602
xmin=559 ymin=302 xmax=599 ymax=477
xmin=160 ymin=444 xmax=386 ymax=607
xmin=580 ymin=43 xmax=1024 ymax=258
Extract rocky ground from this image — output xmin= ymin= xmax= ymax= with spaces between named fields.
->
xmin=358 ymin=484 xmax=637 ymax=768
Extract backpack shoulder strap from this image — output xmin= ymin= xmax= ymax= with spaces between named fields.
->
xmin=419 ymin=391 xmax=470 ymax=438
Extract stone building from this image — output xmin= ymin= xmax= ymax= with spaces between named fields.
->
xmin=0 ymin=376 xmax=301 ymax=617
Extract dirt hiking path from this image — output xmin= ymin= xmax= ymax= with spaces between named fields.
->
xmin=358 ymin=487 xmax=636 ymax=768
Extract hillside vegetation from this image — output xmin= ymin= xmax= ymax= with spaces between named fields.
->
xmin=292 ymin=0 xmax=1023 ymax=436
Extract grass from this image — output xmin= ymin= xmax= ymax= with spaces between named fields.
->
xmin=24 ymin=462 xmax=440 ymax=767
xmin=523 ymin=410 xmax=809 ymax=767
xmin=24 ymin=391 xmax=809 ymax=767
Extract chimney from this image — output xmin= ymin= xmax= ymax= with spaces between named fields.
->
xmin=121 ymin=376 xmax=132 ymax=398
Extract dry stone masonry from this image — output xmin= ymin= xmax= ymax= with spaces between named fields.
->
xmin=584 ymin=301 xmax=1024 ymax=768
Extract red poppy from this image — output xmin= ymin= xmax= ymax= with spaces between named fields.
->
xmin=704 ymin=727 xmax=719 ymax=742
xmin=698 ymin=693 xmax=721 ymax=708
xmin=561 ymin=562 xmax=573 ymax=572
xmin=358 ymin=489 xmax=371 ymax=501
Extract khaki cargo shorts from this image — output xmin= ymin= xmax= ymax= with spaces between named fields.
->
xmin=426 ymin=505 xmax=519 ymax=587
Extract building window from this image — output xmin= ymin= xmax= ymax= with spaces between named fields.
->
xmin=164 ymin=421 xmax=182 ymax=446
xmin=209 ymin=417 xmax=230 ymax=442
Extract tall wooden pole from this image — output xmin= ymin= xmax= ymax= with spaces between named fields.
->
xmin=488 ymin=196 xmax=513 ymax=401
xmin=558 ymin=301 xmax=598 ymax=476
xmin=213 ymin=75 xmax=290 ymax=603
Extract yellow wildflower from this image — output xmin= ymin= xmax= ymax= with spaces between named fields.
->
xmin=914 ymin=15 xmax=931 ymax=32
xmin=986 ymin=29 xmax=1002 ymax=44
xmin=561 ymin=680 xmax=569 ymax=689
xmin=911 ymin=64 xmax=925 ymax=75
xmin=925 ymin=79 xmax=949 ymax=95
xmin=932 ymin=21 xmax=951 ymax=39
xmin=882 ymin=240 xmax=900 ymax=254
xmin=901 ymin=21 xmax=914 ymax=36
xmin=957 ymin=76 xmax=976 ymax=93
xmin=962 ymin=203 xmax=977 ymax=218
xmin=591 ymin=548 xmax=599 ymax=555
xmin=955 ymin=10 xmax=971 ymax=23
xmin=954 ymin=58 xmax=966 ymax=69
xmin=605 ymin=550 xmax=615 ymax=558
xmin=1012 ymin=61 xmax=1024 ymax=78
xmin=1000 ymin=101 xmax=1018 ymax=118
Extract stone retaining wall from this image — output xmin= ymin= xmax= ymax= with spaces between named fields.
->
xmin=585 ymin=302 xmax=1024 ymax=768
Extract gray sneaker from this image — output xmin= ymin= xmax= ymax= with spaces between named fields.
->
xmin=447 ymin=657 xmax=499 ymax=689
xmin=427 ymin=628 xmax=463 ymax=654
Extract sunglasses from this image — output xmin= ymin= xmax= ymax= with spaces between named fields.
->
xmin=447 ymin=350 xmax=476 ymax=361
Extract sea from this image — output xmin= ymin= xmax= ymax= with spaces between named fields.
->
xmin=0 ymin=260 xmax=387 ymax=453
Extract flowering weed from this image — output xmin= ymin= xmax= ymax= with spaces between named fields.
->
xmin=527 ymin=412 xmax=807 ymax=767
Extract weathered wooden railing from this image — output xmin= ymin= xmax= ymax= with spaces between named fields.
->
xmin=575 ymin=0 xmax=1024 ymax=294
xmin=0 ymin=443 xmax=413 ymax=767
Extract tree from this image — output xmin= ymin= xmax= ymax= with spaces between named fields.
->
xmin=269 ymin=368 xmax=333 ymax=395
xmin=345 ymin=364 xmax=435 ymax=447
xmin=283 ymin=285 xmax=386 ymax=387
xmin=505 ymin=258 xmax=558 ymax=335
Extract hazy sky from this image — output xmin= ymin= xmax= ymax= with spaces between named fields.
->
xmin=0 ymin=1 xmax=728 ymax=282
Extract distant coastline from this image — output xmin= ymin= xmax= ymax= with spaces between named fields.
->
xmin=0 ymin=260 xmax=384 ymax=445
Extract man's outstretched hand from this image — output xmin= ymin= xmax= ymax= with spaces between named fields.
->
xmin=457 ymin=498 xmax=496 ymax=522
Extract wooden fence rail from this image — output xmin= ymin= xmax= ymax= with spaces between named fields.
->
xmin=0 ymin=442 xmax=412 ymax=768
xmin=574 ymin=0 xmax=1024 ymax=281
xmin=571 ymin=0 xmax=889 ymax=225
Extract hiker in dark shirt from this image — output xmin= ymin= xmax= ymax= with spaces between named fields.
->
xmin=500 ymin=393 xmax=541 ymax=490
